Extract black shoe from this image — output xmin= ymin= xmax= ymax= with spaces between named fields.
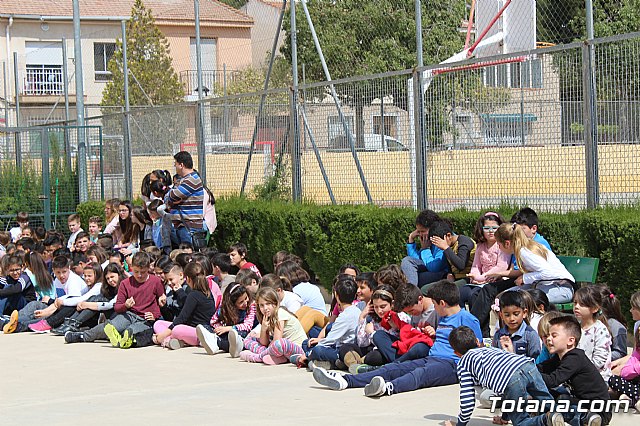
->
xmin=133 ymin=328 xmax=154 ymax=348
xmin=64 ymin=331 xmax=85 ymax=343
xmin=52 ymin=318 xmax=72 ymax=335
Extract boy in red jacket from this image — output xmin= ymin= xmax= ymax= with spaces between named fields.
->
xmin=65 ymin=252 xmax=165 ymax=348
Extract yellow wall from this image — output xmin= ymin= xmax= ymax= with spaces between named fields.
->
xmin=129 ymin=144 xmax=640 ymax=204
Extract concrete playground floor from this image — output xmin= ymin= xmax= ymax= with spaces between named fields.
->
xmin=1 ymin=333 xmax=637 ymax=426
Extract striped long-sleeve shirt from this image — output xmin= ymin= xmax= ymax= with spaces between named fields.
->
xmin=210 ymin=302 xmax=257 ymax=333
xmin=456 ymin=347 xmax=532 ymax=425
xmin=167 ymin=171 xmax=204 ymax=229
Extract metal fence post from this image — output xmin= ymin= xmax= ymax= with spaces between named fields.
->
xmin=62 ymin=37 xmax=72 ymax=170
xmin=72 ymin=0 xmax=88 ymax=202
xmin=413 ymin=70 xmax=428 ymax=211
xmin=289 ymin=0 xmax=302 ymax=201
xmin=583 ymin=1 xmax=600 ymax=208
xmin=41 ymin=128 xmax=52 ymax=229
xmin=121 ymin=20 xmax=133 ymax=200
xmin=194 ymin=0 xmax=207 ymax=185
xmin=414 ymin=0 xmax=428 ymax=210
xmin=12 ymin=52 xmax=21 ymax=170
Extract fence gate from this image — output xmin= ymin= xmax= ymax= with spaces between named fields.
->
xmin=0 ymin=125 xmax=102 ymax=231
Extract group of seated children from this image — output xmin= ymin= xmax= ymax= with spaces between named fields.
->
xmin=2 ymin=206 xmax=640 ymax=426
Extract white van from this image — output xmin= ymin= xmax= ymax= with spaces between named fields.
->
xmin=328 ymin=133 xmax=407 ymax=152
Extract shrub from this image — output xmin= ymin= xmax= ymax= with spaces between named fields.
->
xmin=76 ymin=201 xmax=106 ymax=231
xmin=76 ymin=197 xmax=640 ymax=323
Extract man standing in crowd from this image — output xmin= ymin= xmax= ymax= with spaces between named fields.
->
xmin=165 ymin=151 xmax=204 ymax=246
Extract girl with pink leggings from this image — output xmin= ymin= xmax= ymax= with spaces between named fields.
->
xmin=239 ymin=287 xmax=306 ymax=364
xmin=153 ymin=262 xmax=217 ymax=350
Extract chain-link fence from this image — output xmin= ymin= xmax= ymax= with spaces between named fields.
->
xmin=3 ymin=1 xmax=640 ymax=216
xmin=0 ymin=125 xmax=102 ymax=231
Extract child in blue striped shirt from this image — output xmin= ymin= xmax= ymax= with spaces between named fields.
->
xmin=445 ymin=326 xmax=554 ymax=426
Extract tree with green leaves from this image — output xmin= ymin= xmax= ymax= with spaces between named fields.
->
xmin=102 ymin=0 xmax=184 ymax=106
xmin=279 ymin=0 xmax=507 ymax=148
xmin=541 ymin=0 xmax=640 ymax=143
xmin=101 ymin=0 xmax=186 ymax=155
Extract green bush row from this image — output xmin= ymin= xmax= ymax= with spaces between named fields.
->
xmin=76 ymin=198 xmax=640 ymax=322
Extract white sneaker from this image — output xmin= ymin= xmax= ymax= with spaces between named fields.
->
xmin=549 ymin=412 xmax=565 ymax=426
xmin=312 ymin=367 xmax=347 ymax=390
xmin=364 ymin=376 xmax=393 ymax=397
xmin=228 ymin=328 xmax=244 ymax=358
xmin=196 ymin=325 xmax=219 ymax=355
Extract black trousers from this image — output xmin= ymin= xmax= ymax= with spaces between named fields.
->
xmin=469 ymin=278 xmax=517 ymax=338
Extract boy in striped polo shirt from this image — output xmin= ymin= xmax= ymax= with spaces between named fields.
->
xmin=445 ymin=326 xmax=555 ymax=426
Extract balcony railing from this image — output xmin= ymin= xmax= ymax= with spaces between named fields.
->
xmin=22 ymin=65 xmax=64 ymax=96
xmin=179 ymin=69 xmax=240 ymax=96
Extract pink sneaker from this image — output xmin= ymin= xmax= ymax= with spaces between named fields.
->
xmin=239 ymin=350 xmax=260 ymax=362
xmin=28 ymin=320 xmax=52 ymax=333
xmin=263 ymin=354 xmax=288 ymax=365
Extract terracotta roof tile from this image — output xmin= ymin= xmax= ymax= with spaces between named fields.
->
xmin=0 ymin=0 xmax=252 ymax=24
xmin=255 ymin=0 xmax=285 ymax=9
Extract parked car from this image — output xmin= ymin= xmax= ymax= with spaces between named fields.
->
xmin=328 ymin=133 xmax=408 ymax=152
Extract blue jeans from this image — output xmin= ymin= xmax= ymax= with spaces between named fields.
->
xmin=170 ymin=225 xmax=193 ymax=246
xmin=307 ymin=343 xmax=339 ymax=362
xmin=0 ymin=294 xmax=28 ymax=315
xmin=502 ymin=362 xmax=554 ymax=426
xmin=344 ymin=356 xmax=457 ymax=393
xmin=557 ymin=402 xmax=612 ymax=426
xmin=372 ymin=330 xmax=430 ymax=363
xmin=400 ymin=256 xmax=447 ymax=287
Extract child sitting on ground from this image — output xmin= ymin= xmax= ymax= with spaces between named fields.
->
xmin=236 ymin=269 xmax=260 ymax=298
xmin=338 ymin=285 xmax=399 ymax=372
xmin=88 ymin=216 xmax=102 ymax=244
xmin=374 ymin=264 xmax=410 ymax=290
xmin=573 ymin=286 xmax=612 ymax=380
xmin=67 ymin=214 xmax=83 ymax=250
xmin=239 ymin=287 xmax=306 ymax=364
xmin=0 ymin=255 xmax=36 ymax=315
xmin=1 ymin=252 xmax=54 ymax=333
xmin=480 ymin=290 xmax=542 ymax=423
xmin=401 ymin=209 xmax=449 ymax=287
xmin=9 ymin=212 xmax=29 ymax=243
xmin=460 ymin=211 xmax=511 ymax=309
xmin=608 ymin=292 xmax=640 ymax=413
xmin=537 ymin=315 xmax=611 ymax=425
xmin=492 ymin=290 xmax=541 ymax=359
xmin=153 ymin=262 xmax=216 ymax=350
xmin=536 ymin=310 xmax=565 ymax=364
xmin=354 ymin=284 xmax=435 ymax=371
xmin=312 ymin=280 xmax=482 ymax=397
xmin=595 ymin=285 xmax=628 ymax=362
xmin=27 ymin=255 xmax=88 ymax=332
xmin=443 ymin=326 xmax=554 ymax=426
xmin=196 ymin=283 xmax=257 ymax=358
xmin=160 ymin=263 xmax=190 ymax=322
xmin=427 ymin=220 xmax=476 ymax=284
xmin=160 ymin=263 xmax=191 ymax=321
xmin=211 ymin=252 xmax=236 ymax=292
xmin=64 ymin=252 xmax=165 ymax=349
xmin=471 ymin=208 xmax=556 ymax=337
xmin=294 ymin=275 xmax=360 ymax=370
xmin=494 ymin=223 xmax=575 ymax=304
xmin=229 ymin=242 xmax=261 ymax=278
xmin=259 ymin=274 xmax=303 ymax=313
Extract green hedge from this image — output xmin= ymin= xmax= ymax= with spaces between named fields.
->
xmin=76 ymin=198 xmax=640 ymax=321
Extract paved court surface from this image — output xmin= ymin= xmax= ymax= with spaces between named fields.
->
xmin=1 ymin=333 xmax=637 ymax=425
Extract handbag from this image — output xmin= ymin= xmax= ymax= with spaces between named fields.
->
xmin=176 ymin=206 xmax=209 ymax=250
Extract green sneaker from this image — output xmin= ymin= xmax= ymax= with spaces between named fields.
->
xmin=120 ymin=328 xmax=134 ymax=349
xmin=104 ymin=324 xmax=122 ymax=348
